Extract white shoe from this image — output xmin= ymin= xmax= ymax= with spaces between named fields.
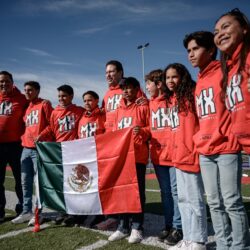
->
xmin=28 ymin=216 xmax=35 ymax=226
xmin=108 ymin=230 xmax=129 ymax=241
xmin=128 ymin=229 xmax=143 ymax=244
xmin=169 ymin=241 xmax=206 ymax=250
xmin=168 ymin=240 xmax=191 ymax=249
xmin=11 ymin=213 xmax=33 ymax=224
xmin=189 ymin=242 xmax=206 ymax=250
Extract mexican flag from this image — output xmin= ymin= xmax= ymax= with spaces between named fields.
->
xmin=36 ymin=128 xmax=141 ymax=215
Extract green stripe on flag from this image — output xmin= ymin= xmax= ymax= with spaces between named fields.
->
xmin=36 ymin=142 xmax=66 ymax=212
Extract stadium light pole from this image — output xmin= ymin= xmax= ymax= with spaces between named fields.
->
xmin=137 ymin=43 xmax=150 ymax=92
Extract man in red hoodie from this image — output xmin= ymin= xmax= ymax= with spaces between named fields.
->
xmin=0 ymin=71 xmax=28 ymax=222
xmin=102 ymin=60 xmax=124 ymax=132
xmin=11 ymin=81 xmax=53 ymax=225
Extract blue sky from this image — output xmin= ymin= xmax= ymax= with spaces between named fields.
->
xmin=1 ymin=0 xmax=250 ymax=106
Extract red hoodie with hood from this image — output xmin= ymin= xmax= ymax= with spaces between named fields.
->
xmin=224 ymin=44 xmax=250 ymax=153
xmin=113 ymin=96 xmax=150 ymax=165
xmin=149 ymin=94 xmax=173 ymax=166
xmin=102 ymin=85 xmax=123 ymax=132
xmin=39 ymin=104 xmax=84 ymax=142
xmin=21 ymin=98 xmax=53 ymax=148
xmin=193 ymin=60 xmax=240 ymax=155
xmin=0 ymin=85 xmax=28 ymax=143
xmin=78 ymin=107 xmax=105 ymax=138
xmin=168 ymin=95 xmax=200 ymax=173
xmin=102 ymin=85 xmax=147 ymax=132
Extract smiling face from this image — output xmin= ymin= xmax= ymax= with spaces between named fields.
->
xmin=0 ymin=74 xmax=13 ymax=95
xmin=165 ymin=68 xmax=181 ymax=92
xmin=105 ymin=64 xmax=123 ymax=87
xmin=83 ymin=94 xmax=98 ymax=112
xmin=24 ymin=85 xmax=39 ymax=101
xmin=58 ymin=90 xmax=73 ymax=107
xmin=187 ymin=39 xmax=214 ymax=71
xmin=146 ymin=80 xmax=162 ymax=97
xmin=214 ymin=15 xmax=247 ymax=56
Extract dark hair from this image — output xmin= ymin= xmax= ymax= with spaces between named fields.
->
xmin=119 ymin=77 xmax=140 ymax=89
xmin=57 ymin=84 xmax=74 ymax=96
xmin=24 ymin=81 xmax=40 ymax=91
xmin=106 ymin=60 xmax=124 ymax=77
xmin=215 ymin=8 xmax=250 ymax=99
xmin=183 ymin=31 xmax=217 ymax=60
xmin=145 ymin=69 xmax=163 ymax=85
xmin=0 ymin=71 xmax=13 ymax=83
xmin=163 ymin=63 xmax=196 ymax=113
xmin=82 ymin=90 xmax=99 ymax=100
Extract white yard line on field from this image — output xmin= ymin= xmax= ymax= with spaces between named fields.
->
xmin=0 ymin=224 xmax=50 ymax=239
xmin=77 ymin=240 xmax=109 ymax=250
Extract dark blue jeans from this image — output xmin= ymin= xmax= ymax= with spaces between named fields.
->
xmin=118 ymin=163 xmax=146 ymax=232
xmin=154 ymin=165 xmax=182 ymax=230
xmin=0 ymin=142 xmax=23 ymax=217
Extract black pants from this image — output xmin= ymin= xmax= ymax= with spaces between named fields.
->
xmin=118 ymin=163 xmax=146 ymax=232
xmin=0 ymin=142 xmax=23 ymax=217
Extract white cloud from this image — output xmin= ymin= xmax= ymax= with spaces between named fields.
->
xmin=22 ymin=47 xmax=53 ymax=57
xmin=76 ymin=26 xmax=108 ymax=35
xmin=13 ymin=70 xmax=107 ymax=107
xmin=17 ymin=0 xmax=217 ymax=21
xmin=48 ymin=61 xmax=75 ymax=66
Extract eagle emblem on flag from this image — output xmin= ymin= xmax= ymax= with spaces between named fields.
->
xmin=68 ymin=164 xmax=92 ymax=192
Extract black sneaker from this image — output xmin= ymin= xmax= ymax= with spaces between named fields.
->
xmin=0 ymin=216 xmax=4 ymax=224
xmin=164 ymin=228 xmax=183 ymax=246
xmin=75 ymin=215 xmax=87 ymax=226
xmin=63 ymin=215 xmax=76 ymax=227
xmin=90 ymin=215 xmax=106 ymax=229
xmin=54 ymin=213 xmax=67 ymax=225
xmin=158 ymin=227 xmax=172 ymax=242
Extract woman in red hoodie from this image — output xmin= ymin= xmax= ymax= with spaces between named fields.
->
xmin=214 ymin=8 xmax=250 ymax=154
xmin=146 ymin=69 xmax=182 ymax=246
xmin=213 ymin=9 xmax=250 ymax=249
xmin=164 ymin=63 xmax=207 ymax=250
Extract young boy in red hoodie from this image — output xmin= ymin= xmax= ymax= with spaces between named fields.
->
xmin=11 ymin=81 xmax=53 ymax=225
xmin=145 ymin=69 xmax=182 ymax=246
xmin=0 ymin=71 xmax=28 ymax=222
xmin=108 ymin=77 xmax=150 ymax=244
xmin=38 ymin=84 xmax=84 ymax=226
xmin=78 ymin=90 xmax=105 ymax=139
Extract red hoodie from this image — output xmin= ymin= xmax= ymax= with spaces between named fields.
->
xmin=102 ymin=85 xmax=147 ymax=132
xmin=102 ymin=85 xmax=123 ymax=132
xmin=39 ymin=104 xmax=84 ymax=142
xmin=224 ymin=44 xmax=250 ymax=153
xmin=149 ymin=94 xmax=173 ymax=166
xmin=0 ymin=85 xmax=28 ymax=143
xmin=168 ymin=95 xmax=200 ymax=173
xmin=21 ymin=98 xmax=53 ymax=148
xmin=193 ymin=60 xmax=240 ymax=155
xmin=114 ymin=98 xmax=150 ymax=165
xmin=78 ymin=107 xmax=105 ymax=138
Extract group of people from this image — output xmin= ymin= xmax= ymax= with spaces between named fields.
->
xmin=1 ymin=7 xmax=250 ymax=250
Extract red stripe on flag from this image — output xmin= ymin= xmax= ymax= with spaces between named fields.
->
xmin=95 ymin=128 xmax=142 ymax=214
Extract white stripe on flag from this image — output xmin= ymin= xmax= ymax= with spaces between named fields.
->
xmin=61 ymin=137 xmax=103 ymax=215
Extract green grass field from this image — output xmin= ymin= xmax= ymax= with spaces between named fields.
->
xmin=1 ymin=169 xmax=250 ymax=250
